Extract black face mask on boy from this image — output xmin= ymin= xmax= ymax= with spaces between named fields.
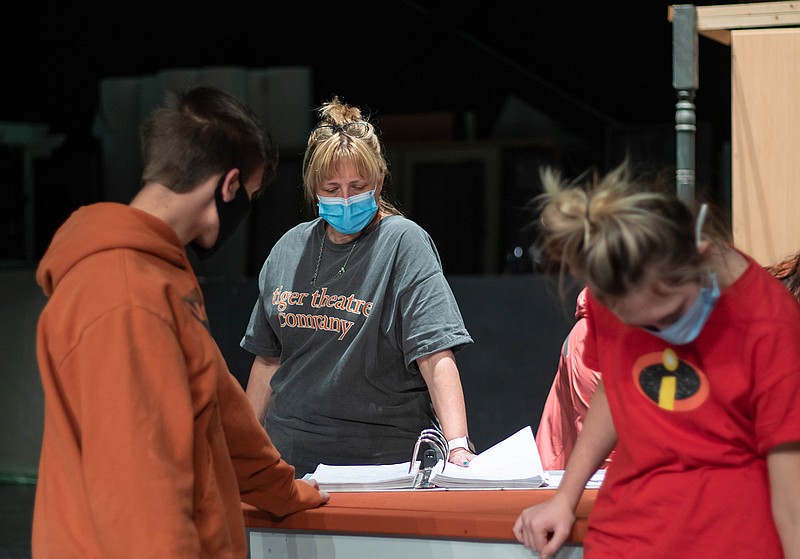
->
xmin=190 ymin=174 xmax=251 ymax=260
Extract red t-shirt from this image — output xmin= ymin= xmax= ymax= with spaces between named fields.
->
xmin=582 ymin=256 xmax=800 ymax=558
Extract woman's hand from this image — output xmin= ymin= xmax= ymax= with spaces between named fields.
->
xmin=448 ymin=447 xmax=475 ymax=467
xmin=512 ymin=494 xmax=575 ymax=559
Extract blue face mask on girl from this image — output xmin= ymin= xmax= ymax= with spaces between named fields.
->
xmin=646 ymin=272 xmax=720 ymax=345
xmin=317 ymin=189 xmax=378 ymax=235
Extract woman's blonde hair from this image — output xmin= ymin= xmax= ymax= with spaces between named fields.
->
xmin=765 ymin=249 xmax=800 ymax=302
xmin=301 ymin=97 xmax=400 ymax=216
xmin=536 ymin=162 xmax=725 ymax=303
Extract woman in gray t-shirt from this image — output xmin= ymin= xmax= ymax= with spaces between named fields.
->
xmin=241 ymin=97 xmax=475 ymax=476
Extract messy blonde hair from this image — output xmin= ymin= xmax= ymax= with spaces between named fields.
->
xmin=537 ymin=162 xmax=724 ymax=303
xmin=302 ymin=97 xmax=400 ymax=216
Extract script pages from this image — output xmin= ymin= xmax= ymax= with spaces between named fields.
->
xmin=306 ymin=425 xmax=546 ymax=491
xmin=429 ymin=425 xmax=545 ymax=488
xmin=305 ymin=462 xmax=417 ymax=491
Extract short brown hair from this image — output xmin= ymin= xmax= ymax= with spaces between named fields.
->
xmin=140 ymin=86 xmax=277 ymax=193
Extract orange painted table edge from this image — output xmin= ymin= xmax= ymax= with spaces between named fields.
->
xmin=243 ymin=488 xmax=595 ymax=543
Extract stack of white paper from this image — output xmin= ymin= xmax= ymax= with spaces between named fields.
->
xmin=544 ymin=469 xmax=605 ymax=489
xmin=306 ymin=425 xmax=547 ymax=491
xmin=430 ymin=425 xmax=546 ymax=489
xmin=305 ymin=462 xmax=417 ymax=491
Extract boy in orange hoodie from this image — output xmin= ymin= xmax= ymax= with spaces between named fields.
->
xmin=33 ymin=86 xmax=328 ymax=558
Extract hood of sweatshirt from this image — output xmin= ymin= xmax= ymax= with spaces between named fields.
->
xmin=37 ymin=203 xmax=188 ymax=296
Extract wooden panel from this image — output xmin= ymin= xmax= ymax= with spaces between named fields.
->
xmin=668 ymin=2 xmax=800 ymax=45
xmin=697 ymin=1 xmax=800 ymax=30
xmin=731 ymin=28 xmax=800 ymax=265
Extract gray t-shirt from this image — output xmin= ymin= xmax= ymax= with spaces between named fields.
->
xmin=241 ymin=216 xmax=473 ymax=475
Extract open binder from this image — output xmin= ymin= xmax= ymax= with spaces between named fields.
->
xmin=305 ymin=425 xmax=547 ymax=491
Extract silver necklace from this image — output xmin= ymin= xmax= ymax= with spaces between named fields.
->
xmin=310 ymin=231 xmax=361 ymax=288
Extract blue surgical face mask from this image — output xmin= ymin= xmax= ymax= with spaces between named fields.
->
xmin=317 ymin=189 xmax=378 ymax=235
xmin=645 ymin=272 xmax=720 ymax=345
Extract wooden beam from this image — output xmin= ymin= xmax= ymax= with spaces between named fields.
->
xmin=669 ymin=2 xmax=800 ymax=45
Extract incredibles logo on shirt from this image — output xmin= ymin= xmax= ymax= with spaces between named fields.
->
xmin=632 ymin=349 xmax=709 ymax=411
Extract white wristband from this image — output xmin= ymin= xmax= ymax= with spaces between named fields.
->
xmin=447 ymin=436 xmax=471 ymax=453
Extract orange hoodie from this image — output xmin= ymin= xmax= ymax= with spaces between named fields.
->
xmin=33 ymin=203 xmax=324 ymax=558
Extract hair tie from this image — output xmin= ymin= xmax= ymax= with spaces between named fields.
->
xmin=583 ymin=203 xmax=592 ymax=248
xmin=694 ymin=203 xmax=708 ymax=250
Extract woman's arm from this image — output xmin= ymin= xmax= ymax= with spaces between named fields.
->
xmin=768 ymin=441 xmax=800 ymax=559
xmin=417 ymin=349 xmax=474 ymax=465
xmin=245 ymin=354 xmax=280 ymax=424
xmin=514 ymin=381 xmax=617 ymax=558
